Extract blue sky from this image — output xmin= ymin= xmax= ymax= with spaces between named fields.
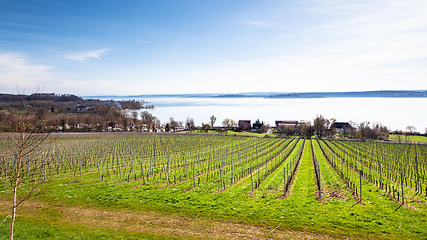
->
xmin=0 ymin=0 xmax=426 ymax=95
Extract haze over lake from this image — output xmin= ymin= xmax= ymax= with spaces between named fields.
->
xmin=93 ymin=96 xmax=427 ymax=132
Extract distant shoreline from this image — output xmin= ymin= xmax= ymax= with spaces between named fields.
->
xmin=84 ymin=90 xmax=427 ymax=99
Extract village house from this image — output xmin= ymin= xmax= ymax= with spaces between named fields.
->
xmin=275 ymin=120 xmax=299 ymax=135
xmin=238 ymin=120 xmax=251 ymax=131
xmin=275 ymin=120 xmax=298 ymax=128
xmin=331 ymin=122 xmax=353 ymax=133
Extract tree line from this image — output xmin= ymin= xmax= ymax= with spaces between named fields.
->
xmin=277 ymin=115 xmax=389 ymax=140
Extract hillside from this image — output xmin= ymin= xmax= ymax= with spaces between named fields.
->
xmin=88 ymin=90 xmax=427 ymax=99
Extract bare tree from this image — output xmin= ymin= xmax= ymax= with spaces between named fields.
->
xmin=35 ymin=108 xmax=46 ymax=120
xmin=282 ymin=125 xmax=294 ymax=136
xmin=222 ymin=118 xmax=236 ymax=128
xmin=154 ymin=119 xmax=161 ymax=132
xmin=209 ymin=115 xmax=216 ymax=129
xmin=300 ymin=122 xmax=314 ymax=137
xmin=169 ymin=117 xmax=179 ymax=131
xmin=185 ymin=117 xmax=195 ymax=131
xmin=377 ymin=124 xmax=389 ymax=140
xmin=1 ymin=108 xmax=51 ymax=240
xmin=131 ymin=111 xmax=138 ymax=123
xmin=177 ymin=120 xmax=183 ymax=130
xmin=405 ymin=125 xmax=415 ymax=142
xmin=260 ymin=124 xmax=269 ymax=133
xmin=313 ymin=115 xmax=330 ymax=138
xmin=406 ymin=126 xmax=416 ymax=134
xmin=358 ymin=121 xmax=371 ymax=139
xmin=140 ymin=111 xmax=156 ymax=131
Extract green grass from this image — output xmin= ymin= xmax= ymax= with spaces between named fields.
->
xmin=0 ymin=217 xmax=177 ymax=240
xmin=389 ymin=134 xmax=427 ymax=143
xmin=1 ymin=134 xmax=426 ymax=239
xmin=3 ymin=166 xmax=427 ymax=239
xmin=287 ymin=140 xmax=316 ymax=201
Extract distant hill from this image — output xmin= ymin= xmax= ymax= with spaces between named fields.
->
xmin=85 ymin=90 xmax=427 ymax=99
xmin=0 ymin=93 xmax=144 ymax=111
xmin=0 ymin=93 xmax=84 ymax=102
xmin=263 ymin=90 xmax=427 ymax=98
xmin=211 ymin=90 xmax=427 ymax=98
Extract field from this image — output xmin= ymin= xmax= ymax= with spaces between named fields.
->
xmin=1 ymin=133 xmax=426 ymax=239
xmin=389 ymin=134 xmax=427 ymax=143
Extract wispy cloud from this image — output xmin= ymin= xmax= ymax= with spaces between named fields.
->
xmin=173 ymin=44 xmax=180 ymax=59
xmin=0 ymin=53 xmax=54 ymax=92
xmin=216 ymin=1 xmax=427 ymax=92
xmin=244 ymin=20 xmax=267 ymax=26
xmin=64 ymin=48 xmax=110 ymax=61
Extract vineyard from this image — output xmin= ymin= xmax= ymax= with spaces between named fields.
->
xmin=1 ymin=132 xmax=427 ymax=239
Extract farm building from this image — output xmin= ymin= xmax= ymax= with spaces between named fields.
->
xmin=276 ymin=120 xmax=299 ymax=135
xmin=238 ymin=120 xmax=251 ymax=131
xmin=275 ymin=120 xmax=298 ymax=128
xmin=331 ymin=122 xmax=353 ymax=133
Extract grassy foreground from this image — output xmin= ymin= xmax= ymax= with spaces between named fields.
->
xmin=0 ymin=133 xmax=426 ymax=239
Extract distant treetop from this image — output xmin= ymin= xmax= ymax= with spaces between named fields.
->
xmin=0 ymin=93 xmax=83 ymax=102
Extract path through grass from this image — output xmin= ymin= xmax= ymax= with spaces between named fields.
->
xmin=0 ymin=199 xmax=336 ymax=240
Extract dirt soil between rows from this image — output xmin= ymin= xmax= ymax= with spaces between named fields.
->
xmin=0 ymin=199 xmax=349 ymax=239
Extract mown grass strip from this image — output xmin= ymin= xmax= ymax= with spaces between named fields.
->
xmin=287 ymin=140 xmax=316 ymax=201
xmin=312 ymin=140 xmax=354 ymax=202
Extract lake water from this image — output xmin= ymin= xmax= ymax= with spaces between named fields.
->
xmin=96 ymin=96 xmax=427 ymax=132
